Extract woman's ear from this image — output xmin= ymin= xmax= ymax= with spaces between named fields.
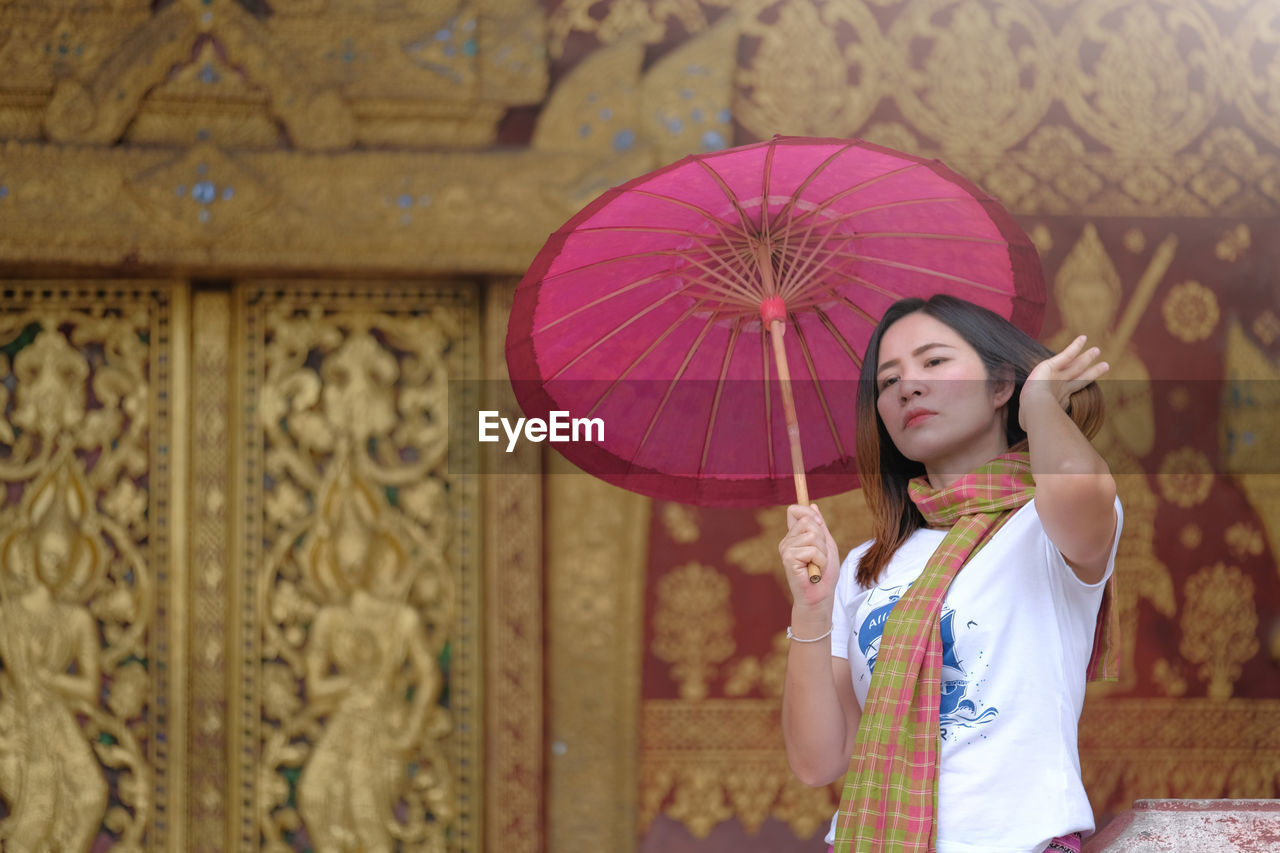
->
xmin=991 ymin=364 xmax=1016 ymax=409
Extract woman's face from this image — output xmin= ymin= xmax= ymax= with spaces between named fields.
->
xmin=874 ymin=311 xmax=1011 ymax=475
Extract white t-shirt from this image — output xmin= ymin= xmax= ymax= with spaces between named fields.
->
xmin=823 ymin=497 xmax=1123 ymax=853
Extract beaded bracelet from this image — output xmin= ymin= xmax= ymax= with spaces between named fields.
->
xmin=786 ymin=625 xmax=833 ymax=643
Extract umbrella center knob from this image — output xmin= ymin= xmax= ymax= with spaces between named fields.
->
xmin=760 ymin=296 xmax=787 ymax=325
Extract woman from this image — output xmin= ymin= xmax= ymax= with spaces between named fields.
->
xmin=778 ymin=295 xmax=1121 ymax=853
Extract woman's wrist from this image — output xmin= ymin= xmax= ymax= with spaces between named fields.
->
xmin=1017 ymin=384 xmax=1064 ymax=432
xmin=790 ymin=603 xmax=833 ymax=636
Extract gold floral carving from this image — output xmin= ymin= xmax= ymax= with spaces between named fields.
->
xmin=0 ymin=141 xmax=621 ymax=274
xmin=1255 ymin=312 xmax=1280 ymax=347
xmin=888 ymin=0 xmax=1056 ymax=153
xmin=547 ymin=0 xmax=740 ymax=58
xmin=664 ymin=766 xmax=735 ymax=838
xmin=641 ymin=11 xmax=739 ymax=162
xmin=643 ymin=698 xmax=1280 ymax=839
xmin=736 ymin=0 xmax=883 ymax=139
xmin=1162 ymin=280 xmax=1220 ymax=343
xmin=1 ymin=1 xmax=547 ymax=151
xmin=1225 ymin=522 xmax=1266 ymax=559
xmin=660 ymin=502 xmax=702 ymax=543
xmin=236 ymin=283 xmax=481 ymax=853
xmin=1215 ymin=224 xmax=1251 ymax=262
xmin=190 ymin=290 xmax=231 ymax=853
xmin=640 ymin=698 xmax=840 ymax=839
xmin=1157 ymin=447 xmax=1215 ymax=508
xmin=1233 ymin=1 xmax=1280 ymax=148
xmin=725 ymin=630 xmax=789 ymax=698
xmin=1061 ymin=0 xmax=1220 ymax=156
xmin=652 ymin=562 xmax=736 ymax=701
xmin=532 ymin=11 xmax=740 ymax=191
xmin=1151 ymin=658 xmax=1188 ymax=697
xmin=532 ymin=37 xmax=647 ymax=156
xmin=1221 ymin=320 xmax=1280 ymax=580
xmin=483 ymin=279 xmax=543 ymax=853
xmin=545 ymin=455 xmax=649 ymax=853
xmin=0 ymin=283 xmax=182 ymax=852
xmin=43 ymin=3 xmax=200 ymax=145
xmin=1179 ymin=563 xmax=1259 ymax=700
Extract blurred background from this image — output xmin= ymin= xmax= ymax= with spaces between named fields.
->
xmin=0 ymin=1 xmax=1276 ymax=851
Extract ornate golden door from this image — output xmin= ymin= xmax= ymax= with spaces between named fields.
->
xmin=0 ymin=281 xmax=524 ymax=853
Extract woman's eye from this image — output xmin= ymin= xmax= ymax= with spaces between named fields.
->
xmin=925 ymin=358 xmax=945 ymax=367
xmin=879 ymin=376 xmax=897 ymax=391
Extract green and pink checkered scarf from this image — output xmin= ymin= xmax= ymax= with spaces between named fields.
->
xmin=831 ymin=451 xmax=1117 ymax=852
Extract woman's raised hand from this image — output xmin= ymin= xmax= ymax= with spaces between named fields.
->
xmin=1019 ymin=334 xmax=1110 ymax=430
xmin=778 ymin=504 xmax=842 ymax=609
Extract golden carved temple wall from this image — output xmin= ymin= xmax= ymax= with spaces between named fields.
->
xmin=0 ymin=1 xmax=1278 ymax=852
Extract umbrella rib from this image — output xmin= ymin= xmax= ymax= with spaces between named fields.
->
xmin=816 ymin=252 xmax=1016 ymax=295
xmin=782 ymin=195 xmax=974 ymax=243
xmin=780 ymin=232 xmax=1008 ymax=303
xmin=535 ymin=250 xmax=756 ymax=336
xmin=809 ymin=275 xmax=905 ymax=320
xmin=673 ymin=243 xmax=767 ymax=304
xmin=809 ymin=230 xmax=1005 ymax=244
xmin=699 ymin=317 xmax=744 ymax=475
xmin=627 ymin=190 xmax=753 ymax=243
xmin=777 ymin=197 xmax=977 ymax=301
xmin=586 ymin=299 xmax=714 ymax=418
xmin=775 ymin=195 xmax=942 ymax=301
xmin=761 ymin=137 xmax=777 ymax=245
xmin=539 ymin=244 xmax=745 ymax=284
xmin=573 ymin=223 xmax=752 ymax=240
xmin=632 ymin=311 xmax=722 ymax=460
xmin=772 ymin=143 xmax=858 ymax=303
xmin=535 ymin=266 xmax=697 ymax=334
xmin=771 ymin=141 xmax=859 ymax=237
xmin=774 ymin=161 xmax=930 ymax=285
xmin=540 ymin=239 xmax=762 ymax=304
xmin=778 ymin=221 xmax=857 ymax=304
xmin=780 ymin=161 xmax=930 ymax=232
xmin=546 ymin=288 xmax=689 ymax=380
xmin=810 ymin=303 xmax=866 ymax=369
xmin=790 ymin=315 xmax=847 ymax=459
xmin=692 ymin=158 xmax=761 ymax=252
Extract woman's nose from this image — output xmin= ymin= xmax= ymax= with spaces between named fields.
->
xmin=897 ymin=373 xmax=926 ymax=400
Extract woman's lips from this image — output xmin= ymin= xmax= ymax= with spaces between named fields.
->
xmin=904 ymin=410 xmax=937 ymax=428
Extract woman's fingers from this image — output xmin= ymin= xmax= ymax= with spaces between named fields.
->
xmin=785 ymin=544 xmax=826 ymax=571
xmin=1053 ymin=334 xmax=1088 ymax=365
xmin=1059 ymin=340 xmax=1109 ymax=382
xmin=1080 ymin=360 xmax=1110 ymax=383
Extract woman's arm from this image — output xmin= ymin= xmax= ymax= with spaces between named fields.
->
xmin=1020 ymin=335 xmax=1118 ymax=584
xmin=778 ymin=505 xmax=862 ymax=785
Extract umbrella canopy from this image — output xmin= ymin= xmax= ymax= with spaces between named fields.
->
xmin=506 ymin=135 xmax=1045 ymax=508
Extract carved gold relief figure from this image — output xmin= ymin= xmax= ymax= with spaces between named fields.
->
xmin=295 ymin=450 xmax=443 ymax=853
xmin=1050 ymin=225 xmax=1175 ymax=691
xmin=0 ymin=313 xmax=154 ymax=853
xmin=254 ymin=307 xmax=459 ymax=851
xmin=0 ymin=454 xmax=108 ymax=853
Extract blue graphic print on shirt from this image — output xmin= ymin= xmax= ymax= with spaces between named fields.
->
xmin=857 ymin=585 xmax=999 ymax=738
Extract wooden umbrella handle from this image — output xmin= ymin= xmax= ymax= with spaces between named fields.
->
xmin=768 ymin=318 xmax=821 ymax=583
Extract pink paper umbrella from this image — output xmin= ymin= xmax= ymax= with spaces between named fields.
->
xmin=506 ymin=136 xmax=1045 ymax=577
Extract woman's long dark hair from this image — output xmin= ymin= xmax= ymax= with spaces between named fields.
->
xmin=853 ymin=294 xmax=1105 ymax=586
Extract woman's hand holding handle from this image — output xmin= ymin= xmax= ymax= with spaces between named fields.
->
xmin=778 ymin=504 xmax=842 ymax=615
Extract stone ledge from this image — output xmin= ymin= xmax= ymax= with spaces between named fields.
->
xmin=1087 ymin=799 xmax=1280 ymax=852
